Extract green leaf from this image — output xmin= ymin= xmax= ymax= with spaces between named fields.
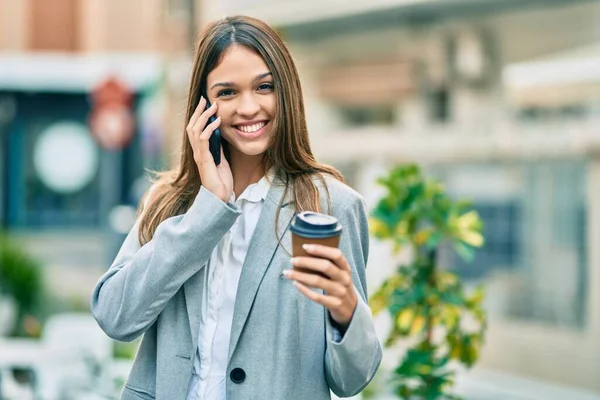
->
xmin=452 ymin=241 xmax=476 ymax=263
xmin=465 ymin=285 xmax=485 ymax=308
xmin=369 ymin=163 xmax=487 ymax=398
xmin=0 ymin=234 xmax=45 ymax=336
xmin=426 ymin=231 xmax=444 ymax=249
xmin=472 ymin=308 xmax=487 ymax=324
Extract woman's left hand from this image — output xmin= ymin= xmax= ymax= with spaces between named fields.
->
xmin=283 ymin=244 xmax=358 ymax=329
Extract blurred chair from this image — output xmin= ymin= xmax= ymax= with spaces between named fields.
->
xmin=39 ymin=313 xmax=113 ymax=399
xmin=0 ymin=313 xmax=116 ymax=399
xmin=42 ymin=312 xmax=112 ymax=364
xmin=0 ymin=367 xmax=35 ymax=400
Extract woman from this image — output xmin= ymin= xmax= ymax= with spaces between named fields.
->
xmin=91 ymin=15 xmax=381 ymax=400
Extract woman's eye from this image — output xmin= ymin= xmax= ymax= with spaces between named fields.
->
xmin=217 ymin=89 xmax=235 ymax=97
xmin=258 ymin=83 xmax=274 ymax=91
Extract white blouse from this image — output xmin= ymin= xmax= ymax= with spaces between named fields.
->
xmin=186 ymin=174 xmax=271 ymax=400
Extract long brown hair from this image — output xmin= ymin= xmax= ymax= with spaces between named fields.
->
xmin=138 ymin=15 xmax=343 ymax=245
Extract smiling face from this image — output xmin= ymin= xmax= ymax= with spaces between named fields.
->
xmin=206 ymin=45 xmax=276 ymax=163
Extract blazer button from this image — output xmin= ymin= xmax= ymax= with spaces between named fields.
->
xmin=230 ymin=367 xmax=246 ymax=383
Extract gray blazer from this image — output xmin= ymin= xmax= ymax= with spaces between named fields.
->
xmin=91 ymin=175 xmax=382 ymax=400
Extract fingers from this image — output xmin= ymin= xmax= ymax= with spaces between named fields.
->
xmin=186 ymin=97 xmax=221 ymax=167
xmin=187 ymin=96 xmax=206 ymax=129
xmin=293 ymin=281 xmax=343 ymax=309
xmin=290 ymin=256 xmax=350 ymax=286
xmin=285 ymin=246 xmax=358 ymax=325
xmin=200 ymin=114 xmax=221 ymax=141
xmin=186 ymin=97 xmax=217 ymax=138
xmin=302 ymin=244 xmax=352 ymax=274
xmin=192 ymin=101 xmax=218 ymax=135
xmin=283 ymin=269 xmax=348 ymax=297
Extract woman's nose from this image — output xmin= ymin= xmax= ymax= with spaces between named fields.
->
xmin=236 ymin=93 xmax=261 ymax=117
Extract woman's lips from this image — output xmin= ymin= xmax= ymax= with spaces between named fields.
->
xmin=233 ymin=121 xmax=270 ymax=139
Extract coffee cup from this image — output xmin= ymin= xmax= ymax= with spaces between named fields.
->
xmin=290 ymin=211 xmax=343 ymax=275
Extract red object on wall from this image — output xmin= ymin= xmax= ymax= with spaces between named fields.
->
xmin=88 ymin=77 xmax=135 ymax=150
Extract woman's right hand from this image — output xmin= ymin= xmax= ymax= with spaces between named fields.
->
xmin=186 ymin=96 xmax=234 ymax=203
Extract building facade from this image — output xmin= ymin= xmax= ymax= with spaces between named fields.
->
xmin=3 ymin=0 xmax=600 ymax=394
xmin=0 ymin=0 xmax=179 ymax=298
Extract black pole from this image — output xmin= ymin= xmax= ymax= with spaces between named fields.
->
xmin=0 ymin=95 xmax=17 ymax=229
xmin=0 ymin=124 xmax=6 ymax=229
xmin=1 ymin=134 xmax=8 ymax=229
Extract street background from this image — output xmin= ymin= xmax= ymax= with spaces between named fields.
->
xmin=2 ymin=0 xmax=600 ymax=399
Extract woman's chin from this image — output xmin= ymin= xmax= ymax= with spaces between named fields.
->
xmin=224 ymin=134 xmax=271 ymax=159
xmin=228 ymin=143 xmax=269 ymax=158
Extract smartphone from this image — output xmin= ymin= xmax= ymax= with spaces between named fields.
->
xmin=205 ymin=100 xmax=221 ymax=165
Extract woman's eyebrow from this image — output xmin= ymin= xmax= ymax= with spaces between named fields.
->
xmin=210 ymin=72 xmax=273 ymax=90
xmin=210 ymin=81 xmax=234 ymax=90
xmin=255 ymin=72 xmax=272 ymax=81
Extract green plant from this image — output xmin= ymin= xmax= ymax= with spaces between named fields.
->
xmin=369 ymin=164 xmax=486 ymax=400
xmin=0 ymin=234 xmax=44 ymax=336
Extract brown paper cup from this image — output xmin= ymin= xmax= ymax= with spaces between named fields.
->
xmin=292 ymin=233 xmax=341 ymax=276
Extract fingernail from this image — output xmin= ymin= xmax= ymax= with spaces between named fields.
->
xmin=302 ymin=244 xmax=314 ymax=251
xmin=291 ymin=257 xmax=298 ymax=265
xmin=212 ymin=101 xmax=218 ymax=108
xmin=282 ymin=269 xmax=292 ymax=277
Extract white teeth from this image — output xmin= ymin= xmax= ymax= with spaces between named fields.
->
xmin=238 ymin=122 xmax=265 ymax=133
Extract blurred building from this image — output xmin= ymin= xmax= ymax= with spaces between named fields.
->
xmin=3 ymin=0 xmax=600 ymax=396
xmin=199 ymin=0 xmax=600 ymax=394
xmin=0 ymin=0 xmax=181 ymax=299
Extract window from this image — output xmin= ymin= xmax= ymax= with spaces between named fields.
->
xmin=434 ymin=161 xmax=587 ymax=329
xmin=29 ymin=0 xmax=79 ymax=51
xmin=336 ymin=104 xmax=395 ymax=128
xmin=447 ymin=202 xmax=521 ymax=279
xmin=163 ymin=0 xmax=192 ymax=21
xmin=427 ymin=86 xmax=451 ymax=123
xmin=16 ymin=107 xmax=101 ymax=227
xmin=516 ymin=104 xmax=590 ymax=122
xmin=4 ymin=91 xmax=144 ymax=229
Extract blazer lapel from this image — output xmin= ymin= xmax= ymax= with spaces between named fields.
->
xmin=228 ymin=178 xmax=294 ymax=362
